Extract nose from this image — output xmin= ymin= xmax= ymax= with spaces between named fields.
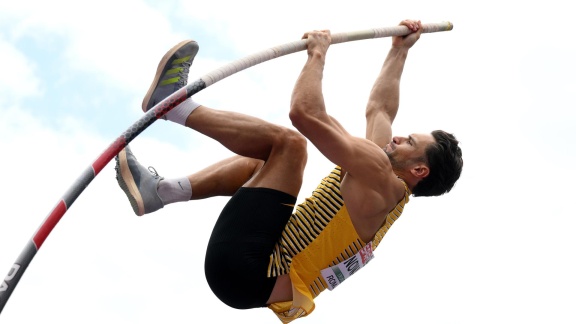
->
xmin=392 ymin=136 xmax=406 ymax=144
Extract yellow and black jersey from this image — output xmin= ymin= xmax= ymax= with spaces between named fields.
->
xmin=268 ymin=166 xmax=411 ymax=323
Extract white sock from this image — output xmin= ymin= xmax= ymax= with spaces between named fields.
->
xmin=165 ymin=98 xmax=201 ymax=125
xmin=157 ymin=177 xmax=192 ymax=205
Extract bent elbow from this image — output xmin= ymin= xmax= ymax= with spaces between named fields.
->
xmin=289 ymin=103 xmax=307 ymax=130
xmin=290 ymin=98 xmax=327 ymax=135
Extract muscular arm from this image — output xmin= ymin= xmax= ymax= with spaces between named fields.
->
xmin=365 ymin=20 xmax=422 ymax=148
xmin=290 ymin=31 xmax=397 ymax=203
xmin=365 ymin=47 xmax=408 ymax=147
xmin=290 ymin=27 xmax=417 ymax=232
xmin=289 ymin=30 xmax=352 ymax=166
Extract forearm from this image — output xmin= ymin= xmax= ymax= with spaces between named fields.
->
xmin=366 ymin=47 xmax=410 ymax=120
xmin=290 ymin=50 xmax=327 ymax=121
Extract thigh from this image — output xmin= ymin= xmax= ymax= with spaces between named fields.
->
xmin=205 ymin=187 xmax=297 ymax=309
xmin=243 ymin=130 xmax=308 ymax=198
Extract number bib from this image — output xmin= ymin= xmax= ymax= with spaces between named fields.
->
xmin=320 ymin=242 xmax=374 ymax=291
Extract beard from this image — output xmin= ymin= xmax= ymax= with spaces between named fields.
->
xmin=386 ymin=151 xmax=408 ymax=172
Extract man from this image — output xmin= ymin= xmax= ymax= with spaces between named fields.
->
xmin=115 ymin=19 xmax=463 ymax=323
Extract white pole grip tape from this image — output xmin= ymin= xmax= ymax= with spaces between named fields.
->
xmin=201 ymin=22 xmax=453 ymax=87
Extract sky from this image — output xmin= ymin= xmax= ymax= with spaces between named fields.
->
xmin=0 ymin=0 xmax=575 ymax=323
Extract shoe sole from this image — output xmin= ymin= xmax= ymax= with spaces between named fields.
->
xmin=116 ymin=149 xmax=145 ymax=216
xmin=141 ymin=39 xmax=199 ymax=113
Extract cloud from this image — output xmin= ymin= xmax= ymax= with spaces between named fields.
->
xmin=0 ymin=36 xmax=42 ymax=104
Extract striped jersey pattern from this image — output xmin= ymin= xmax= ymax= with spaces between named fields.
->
xmin=267 ymin=166 xmax=410 ymax=297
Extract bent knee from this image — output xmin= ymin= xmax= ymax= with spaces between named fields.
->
xmin=285 ymin=130 xmax=307 ymax=154
xmin=275 ymin=128 xmax=307 ymax=158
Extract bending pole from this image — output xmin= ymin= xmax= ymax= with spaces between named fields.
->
xmin=0 ymin=21 xmax=453 ymax=315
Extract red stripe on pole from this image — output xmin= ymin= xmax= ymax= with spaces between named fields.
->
xmin=92 ymin=136 xmax=127 ymax=175
xmin=33 ymin=200 xmax=67 ymax=249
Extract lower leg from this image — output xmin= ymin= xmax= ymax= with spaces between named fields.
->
xmin=158 ymin=155 xmax=263 ymax=203
xmin=188 ymin=155 xmax=264 ymax=200
xmin=184 ymin=105 xmax=288 ymax=161
xmin=142 ymin=40 xmax=288 ymax=163
xmin=184 ymin=105 xmax=308 ymax=196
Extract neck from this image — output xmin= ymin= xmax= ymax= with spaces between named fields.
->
xmin=393 ymin=170 xmax=417 ymax=191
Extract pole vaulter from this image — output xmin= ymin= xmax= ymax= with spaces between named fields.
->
xmin=0 ymin=21 xmax=453 ymax=315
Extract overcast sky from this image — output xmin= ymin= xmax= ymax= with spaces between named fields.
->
xmin=1 ymin=0 xmax=575 ymax=323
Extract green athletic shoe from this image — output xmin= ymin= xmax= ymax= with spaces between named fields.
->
xmin=142 ymin=39 xmax=199 ymax=113
xmin=115 ymin=145 xmax=164 ymax=216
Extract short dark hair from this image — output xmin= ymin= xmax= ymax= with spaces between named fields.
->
xmin=412 ymin=130 xmax=463 ymax=197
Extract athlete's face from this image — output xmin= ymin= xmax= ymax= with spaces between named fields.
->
xmin=383 ymin=133 xmax=435 ymax=171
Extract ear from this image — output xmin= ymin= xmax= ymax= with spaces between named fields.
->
xmin=410 ymin=164 xmax=430 ymax=179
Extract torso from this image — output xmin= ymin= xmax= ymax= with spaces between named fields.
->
xmin=340 ymin=167 xmax=406 ymax=242
xmin=266 ymin=166 xmax=411 ymax=321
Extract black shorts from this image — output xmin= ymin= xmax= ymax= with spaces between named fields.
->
xmin=204 ymin=187 xmax=296 ymax=309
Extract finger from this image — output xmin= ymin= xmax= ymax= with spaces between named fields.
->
xmin=414 ymin=20 xmax=423 ymax=34
xmin=400 ymin=19 xmax=419 ymax=31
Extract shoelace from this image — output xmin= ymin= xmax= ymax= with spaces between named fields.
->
xmin=177 ymin=61 xmax=192 ymax=86
xmin=148 ymin=166 xmax=161 ymax=179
